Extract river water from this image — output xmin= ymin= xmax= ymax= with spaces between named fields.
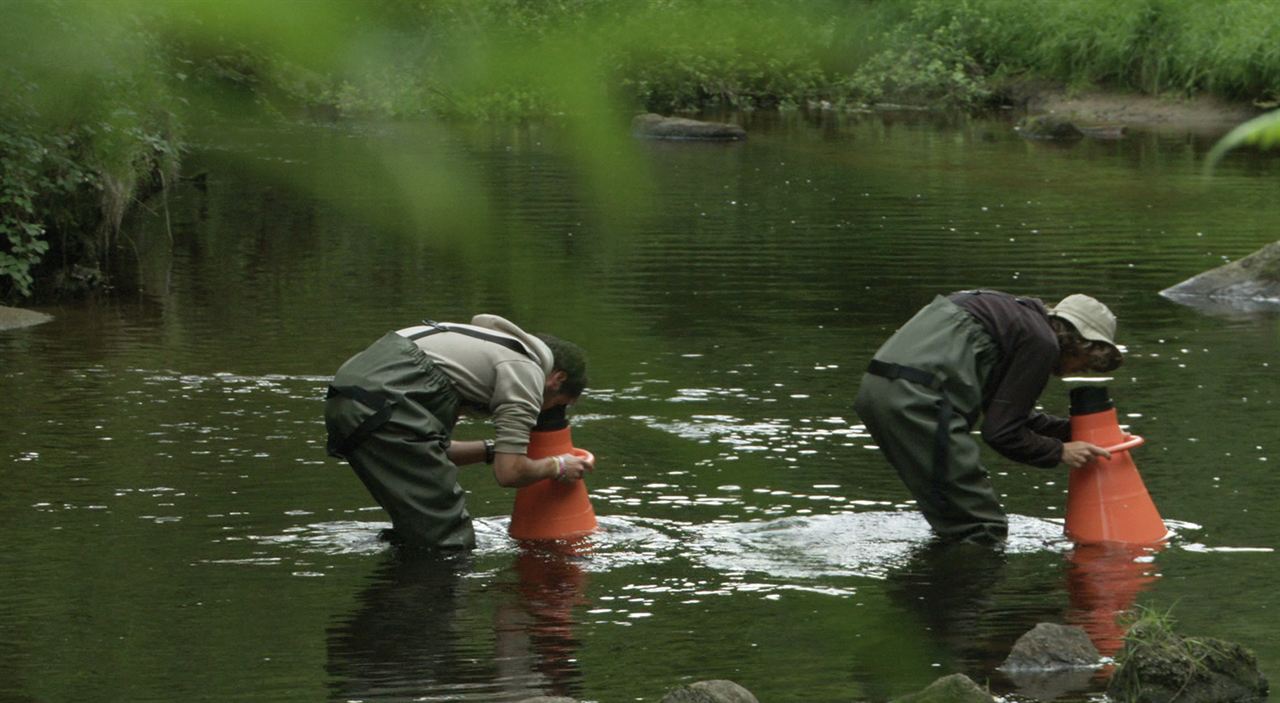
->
xmin=2 ymin=111 xmax=1278 ymax=702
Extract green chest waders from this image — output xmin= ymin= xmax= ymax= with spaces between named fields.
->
xmin=323 ymin=324 xmax=535 ymax=550
xmin=854 ymin=296 xmax=1002 ymax=543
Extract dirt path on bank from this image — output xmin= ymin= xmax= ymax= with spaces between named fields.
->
xmin=1027 ymin=90 xmax=1263 ymax=134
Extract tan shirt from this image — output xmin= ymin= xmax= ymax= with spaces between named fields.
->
xmin=397 ymin=315 xmax=553 ymax=454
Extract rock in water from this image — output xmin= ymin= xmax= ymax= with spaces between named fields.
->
xmin=1160 ymin=240 xmax=1280 ymax=306
xmin=1000 ymin=623 xmax=1102 ymax=701
xmin=891 ymin=674 xmax=995 ymax=703
xmin=660 ymin=679 xmax=758 ymax=703
xmin=632 ymin=114 xmax=747 ymax=141
xmin=1016 ymin=114 xmax=1085 ymax=140
xmin=1001 ymin=622 xmax=1101 ymax=670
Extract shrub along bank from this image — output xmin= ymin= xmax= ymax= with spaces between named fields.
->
xmin=4 ymin=0 xmax=1279 ymax=302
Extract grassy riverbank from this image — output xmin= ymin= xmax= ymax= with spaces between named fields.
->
xmin=4 ymin=0 xmax=1279 ymax=302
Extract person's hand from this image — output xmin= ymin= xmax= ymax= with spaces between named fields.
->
xmin=553 ymin=453 xmax=594 ymax=482
xmin=1061 ymin=441 xmax=1111 ymax=469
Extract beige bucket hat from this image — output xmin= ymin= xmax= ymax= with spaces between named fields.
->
xmin=1048 ymin=294 xmax=1118 ymax=350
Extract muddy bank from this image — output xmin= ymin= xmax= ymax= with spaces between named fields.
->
xmin=0 ymin=306 xmax=52 ymax=331
xmin=1024 ymin=90 xmax=1263 ymax=134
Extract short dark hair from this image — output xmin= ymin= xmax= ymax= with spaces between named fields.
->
xmin=537 ymin=333 xmax=588 ymax=398
xmin=1050 ymin=317 xmax=1123 ymax=372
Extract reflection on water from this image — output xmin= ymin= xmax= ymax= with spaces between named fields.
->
xmin=1065 ymin=542 xmax=1163 ymax=659
xmin=326 ymin=547 xmax=591 ymax=702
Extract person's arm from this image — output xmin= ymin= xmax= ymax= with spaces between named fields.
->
xmin=446 ymin=440 xmax=490 ymax=466
xmin=980 ymin=338 xmax=1067 ymax=468
xmin=492 ymin=451 xmax=593 ymax=488
xmin=1026 ymin=410 xmax=1071 ymax=441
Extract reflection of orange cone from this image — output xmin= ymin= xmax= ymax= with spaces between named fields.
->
xmin=509 ymin=407 xmax=598 ymax=541
xmin=1065 ymin=387 xmax=1167 ymax=545
xmin=1065 ymin=542 xmax=1162 ymax=657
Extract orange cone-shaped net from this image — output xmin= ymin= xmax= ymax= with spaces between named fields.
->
xmin=1065 ymin=387 xmax=1167 ymax=545
xmin=508 ymin=407 xmax=598 ymax=541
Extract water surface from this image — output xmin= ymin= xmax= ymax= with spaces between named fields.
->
xmin=2 ymin=111 xmax=1278 ymax=702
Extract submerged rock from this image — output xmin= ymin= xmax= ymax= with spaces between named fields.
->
xmin=632 ymin=113 xmax=747 ymax=141
xmin=1001 ymin=622 xmax=1101 ymax=670
xmin=891 ymin=673 xmax=995 ymax=703
xmin=0 ymin=305 xmax=52 ymax=331
xmin=1160 ymin=240 xmax=1280 ymax=308
xmin=1107 ymin=621 xmax=1269 ymax=703
xmin=1016 ymin=114 xmax=1085 ymax=140
xmin=660 ymin=679 xmax=758 ymax=703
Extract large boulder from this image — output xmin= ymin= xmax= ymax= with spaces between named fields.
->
xmin=1107 ymin=620 xmax=1269 ymax=703
xmin=1160 ymin=241 xmax=1280 ymax=309
xmin=660 ymin=679 xmax=758 ymax=703
xmin=632 ymin=114 xmax=747 ymax=141
xmin=891 ymin=674 xmax=995 ymax=703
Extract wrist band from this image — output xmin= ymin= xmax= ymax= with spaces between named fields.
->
xmin=483 ymin=439 xmax=495 ymax=465
xmin=554 ymin=455 xmax=567 ymax=481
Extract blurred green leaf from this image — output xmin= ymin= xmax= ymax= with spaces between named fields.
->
xmin=1205 ymin=108 xmax=1280 ymax=173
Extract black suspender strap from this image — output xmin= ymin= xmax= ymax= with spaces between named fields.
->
xmin=326 ymin=385 xmax=397 ymax=458
xmin=866 ymin=359 xmax=944 ymax=391
xmin=406 ymin=320 xmax=533 ymax=359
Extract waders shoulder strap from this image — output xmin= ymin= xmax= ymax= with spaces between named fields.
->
xmin=326 ymin=385 xmax=397 ymax=458
xmin=406 ymin=320 xmax=534 ymax=360
xmin=867 ymin=359 xmax=944 ymax=390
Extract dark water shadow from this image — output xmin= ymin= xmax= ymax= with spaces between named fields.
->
xmin=325 ymin=543 xmax=590 ymax=702
xmin=882 ymin=540 xmax=1064 ymax=691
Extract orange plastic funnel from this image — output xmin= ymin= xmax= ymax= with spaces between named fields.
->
xmin=1065 ymin=386 xmax=1167 ymax=545
xmin=509 ymin=407 xmax=598 ymax=541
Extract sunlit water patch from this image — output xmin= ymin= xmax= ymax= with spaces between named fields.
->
xmin=247 ymin=515 xmax=685 ymax=567
xmin=686 ymin=511 xmax=1072 ymax=582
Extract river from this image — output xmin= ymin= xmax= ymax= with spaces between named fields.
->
xmin=1 ymin=110 xmax=1277 ymax=702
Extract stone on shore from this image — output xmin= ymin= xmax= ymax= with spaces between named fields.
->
xmin=660 ymin=679 xmax=758 ymax=703
xmin=0 ymin=305 xmax=53 ymax=331
xmin=632 ymin=113 xmax=747 ymax=141
xmin=1160 ymin=240 xmax=1280 ymax=308
xmin=891 ymin=673 xmax=995 ymax=703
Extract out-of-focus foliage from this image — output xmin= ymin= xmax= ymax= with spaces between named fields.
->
xmin=1206 ymin=109 xmax=1280 ymax=172
xmin=1 ymin=1 xmax=179 ymax=301
xmin=5 ymin=0 xmax=1280 ymax=301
